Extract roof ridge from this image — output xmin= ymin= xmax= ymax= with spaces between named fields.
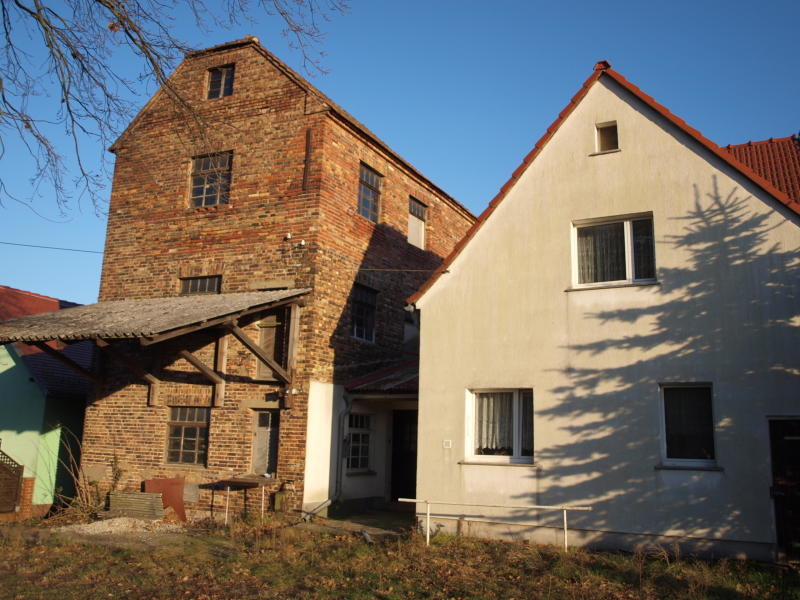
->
xmin=724 ymin=135 xmax=798 ymax=149
xmin=408 ymin=62 xmax=800 ymax=305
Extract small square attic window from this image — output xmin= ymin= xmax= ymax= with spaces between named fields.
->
xmin=596 ymin=122 xmax=619 ymax=152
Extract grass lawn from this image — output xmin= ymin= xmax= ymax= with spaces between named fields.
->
xmin=1 ymin=517 xmax=797 ymax=600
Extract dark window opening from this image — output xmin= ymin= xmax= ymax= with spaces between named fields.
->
xmin=180 ymin=275 xmax=221 ymax=295
xmin=351 ymin=284 xmax=377 ymax=342
xmin=358 ymin=164 xmax=381 ymax=222
xmin=190 ymin=152 xmax=232 ymax=207
xmin=663 ymin=386 xmax=715 ymax=461
xmin=166 ymin=407 xmax=210 ymax=465
xmin=597 ymin=122 xmax=619 ymax=152
xmin=207 ymin=65 xmax=235 ymax=99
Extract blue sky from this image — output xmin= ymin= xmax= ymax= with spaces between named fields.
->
xmin=1 ymin=0 xmax=797 ymax=304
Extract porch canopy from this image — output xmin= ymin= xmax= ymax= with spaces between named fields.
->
xmin=0 ymin=289 xmax=310 ymax=405
xmin=0 ymin=289 xmax=309 ymax=345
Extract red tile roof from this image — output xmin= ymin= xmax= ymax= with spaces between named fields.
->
xmin=0 ymin=286 xmax=91 ymax=398
xmin=408 ymin=62 xmax=800 ymax=305
xmin=724 ymin=136 xmax=800 ymax=204
xmin=0 ymin=285 xmax=77 ymax=323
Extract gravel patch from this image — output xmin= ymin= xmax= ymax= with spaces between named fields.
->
xmin=58 ymin=517 xmax=185 ymax=536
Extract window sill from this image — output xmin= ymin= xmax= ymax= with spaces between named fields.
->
xmin=565 ymin=280 xmax=660 ymax=292
xmin=351 ymin=335 xmax=376 ymax=345
xmin=189 ymin=203 xmax=234 ymax=212
xmin=654 ymin=463 xmax=723 ymax=473
xmin=346 ymin=470 xmax=377 ymax=477
xmin=588 ymin=148 xmax=621 ymax=156
xmin=458 ymin=460 xmax=539 ymax=468
xmin=164 ymin=462 xmax=208 ymax=470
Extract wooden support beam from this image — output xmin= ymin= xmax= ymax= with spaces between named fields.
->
xmin=139 ymin=297 xmax=305 ymax=346
xmin=213 ymin=335 xmax=228 ymax=408
xmin=31 ymin=342 xmax=101 ymax=385
xmin=178 ymin=349 xmax=225 ymax=404
xmin=96 ymin=338 xmax=161 ymax=406
xmin=227 ymin=323 xmax=291 ymax=384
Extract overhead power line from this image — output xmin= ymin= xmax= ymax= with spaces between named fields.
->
xmin=0 ymin=241 xmax=103 ymax=254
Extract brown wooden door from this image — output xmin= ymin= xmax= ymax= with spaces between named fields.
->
xmin=770 ymin=419 xmax=800 ymax=557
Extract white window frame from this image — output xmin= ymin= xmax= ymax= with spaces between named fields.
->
xmin=595 ymin=120 xmax=619 ymax=153
xmin=570 ymin=212 xmax=656 ymax=288
xmin=658 ymin=383 xmax=717 ymax=468
xmin=465 ymin=389 xmax=533 ymax=464
xmin=346 ymin=413 xmax=372 ymax=472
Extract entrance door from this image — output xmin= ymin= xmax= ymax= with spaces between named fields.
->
xmin=252 ymin=410 xmax=280 ymax=476
xmin=769 ymin=419 xmax=800 ymax=557
xmin=391 ymin=410 xmax=417 ymax=500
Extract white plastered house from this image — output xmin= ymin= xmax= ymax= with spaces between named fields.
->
xmin=408 ymin=61 xmax=800 ymax=560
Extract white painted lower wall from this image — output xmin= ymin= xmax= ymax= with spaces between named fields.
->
xmin=302 ymin=380 xmax=344 ymax=512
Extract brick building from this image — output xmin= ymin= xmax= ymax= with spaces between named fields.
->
xmin=0 ymin=36 xmax=473 ymax=515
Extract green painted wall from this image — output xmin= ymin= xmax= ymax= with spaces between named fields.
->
xmin=0 ymin=344 xmax=61 ymax=506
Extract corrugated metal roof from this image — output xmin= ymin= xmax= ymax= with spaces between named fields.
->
xmin=0 ymin=289 xmax=310 ymax=343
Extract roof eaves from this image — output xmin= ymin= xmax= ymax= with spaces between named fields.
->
xmin=407 ymin=63 xmax=607 ymax=305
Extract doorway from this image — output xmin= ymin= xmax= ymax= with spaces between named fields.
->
xmin=252 ymin=409 xmax=280 ymax=476
xmin=769 ymin=419 xmax=800 ymax=557
xmin=391 ymin=410 xmax=417 ymax=501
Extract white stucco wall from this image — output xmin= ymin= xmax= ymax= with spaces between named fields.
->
xmin=302 ymin=380 xmax=344 ymax=510
xmin=415 ymin=77 xmax=799 ymax=556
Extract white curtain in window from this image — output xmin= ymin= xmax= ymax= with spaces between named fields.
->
xmin=578 ymin=222 xmax=625 ymax=283
xmin=475 ymin=392 xmax=513 ymax=455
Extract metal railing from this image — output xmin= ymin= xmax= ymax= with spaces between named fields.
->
xmin=398 ymin=498 xmax=592 ymax=551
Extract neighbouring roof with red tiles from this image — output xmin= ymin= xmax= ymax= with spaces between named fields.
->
xmin=724 ymin=136 xmax=800 ymax=204
xmin=0 ymin=285 xmax=92 ymax=398
xmin=408 ymin=61 xmax=800 ymax=305
xmin=345 ymin=359 xmax=419 ymax=394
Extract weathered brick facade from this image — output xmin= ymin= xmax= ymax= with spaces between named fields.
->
xmin=83 ymin=37 xmax=473 ymax=514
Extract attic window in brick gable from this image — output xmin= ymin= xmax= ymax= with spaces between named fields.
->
xmin=190 ymin=152 xmax=232 ymax=207
xmin=207 ymin=64 xmax=235 ymax=99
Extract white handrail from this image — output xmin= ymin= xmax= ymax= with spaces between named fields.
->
xmin=398 ymin=498 xmax=592 ymax=551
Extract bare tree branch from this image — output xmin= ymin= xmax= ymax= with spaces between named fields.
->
xmin=0 ymin=0 xmax=347 ymax=215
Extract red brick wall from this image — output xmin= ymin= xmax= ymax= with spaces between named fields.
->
xmin=0 ymin=478 xmax=47 ymax=522
xmin=83 ymin=41 xmax=473 ymax=514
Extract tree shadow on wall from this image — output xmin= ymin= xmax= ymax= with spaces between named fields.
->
xmin=509 ymin=175 xmax=799 ymax=548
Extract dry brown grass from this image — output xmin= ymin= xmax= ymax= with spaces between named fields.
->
xmin=0 ymin=516 xmax=796 ymax=600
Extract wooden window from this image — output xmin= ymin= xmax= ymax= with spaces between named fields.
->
xmin=257 ymin=307 xmax=291 ymax=380
xmin=347 ymin=413 xmax=372 ymax=471
xmin=207 ymin=64 xmax=235 ymax=99
xmin=190 ymin=152 xmax=232 ymax=207
xmin=252 ymin=409 xmax=280 ymax=476
xmin=351 ymin=284 xmax=377 ymax=342
xmin=470 ymin=389 xmax=533 ymax=463
xmin=166 ymin=407 xmax=210 ymax=465
xmin=661 ymin=385 xmax=716 ymax=465
xmin=358 ymin=164 xmax=381 ymax=222
xmin=408 ymin=197 xmax=427 ymax=249
xmin=180 ymin=275 xmax=221 ymax=295
xmin=596 ymin=121 xmax=619 ymax=152
xmin=573 ymin=215 xmax=655 ymax=286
